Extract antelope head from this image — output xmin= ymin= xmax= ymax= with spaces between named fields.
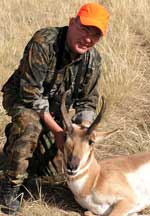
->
xmin=61 ymin=90 xmax=117 ymax=176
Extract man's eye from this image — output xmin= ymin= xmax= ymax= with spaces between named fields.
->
xmin=84 ymin=27 xmax=90 ymax=32
xmin=81 ymin=26 xmax=89 ymax=33
xmin=63 ymin=134 xmax=67 ymax=141
xmin=85 ymin=26 xmax=91 ymax=31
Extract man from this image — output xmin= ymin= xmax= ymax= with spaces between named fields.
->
xmin=1 ymin=2 xmax=109 ymax=215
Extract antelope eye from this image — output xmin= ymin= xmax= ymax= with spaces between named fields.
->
xmin=63 ymin=133 xmax=67 ymax=141
xmin=89 ymin=139 xmax=94 ymax=145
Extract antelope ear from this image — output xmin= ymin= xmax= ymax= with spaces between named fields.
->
xmin=89 ymin=131 xmax=96 ymax=142
xmin=95 ymin=129 xmax=119 ymax=143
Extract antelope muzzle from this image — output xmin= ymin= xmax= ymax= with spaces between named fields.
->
xmin=66 ymin=154 xmax=80 ymax=175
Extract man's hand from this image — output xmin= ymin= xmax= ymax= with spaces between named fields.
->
xmin=40 ymin=112 xmax=65 ymax=152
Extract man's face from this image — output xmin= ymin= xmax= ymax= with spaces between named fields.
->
xmin=67 ymin=17 xmax=102 ymax=55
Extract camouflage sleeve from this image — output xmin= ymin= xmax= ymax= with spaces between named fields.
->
xmin=73 ymin=50 xmax=101 ymax=124
xmin=19 ymin=40 xmax=51 ymax=113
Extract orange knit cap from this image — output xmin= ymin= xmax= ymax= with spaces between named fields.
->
xmin=77 ymin=3 xmax=110 ymax=36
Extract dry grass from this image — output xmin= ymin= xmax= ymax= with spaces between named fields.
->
xmin=0 ymin=0 xmax=150 ymax=215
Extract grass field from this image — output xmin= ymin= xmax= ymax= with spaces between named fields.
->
xmin=0 ymin=0 xmax=150 ymax=215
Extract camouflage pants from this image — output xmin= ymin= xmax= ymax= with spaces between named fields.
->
xmin=3 ymin=108 xmax=60 ymax=186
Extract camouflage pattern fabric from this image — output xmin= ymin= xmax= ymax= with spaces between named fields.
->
xmin=28 ymin=126 xmax=59 ymax=178
xmin=3 ymin=109 xmax=61 ymax=185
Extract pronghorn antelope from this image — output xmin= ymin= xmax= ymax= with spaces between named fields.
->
xmin=61 ymin=90 xmax=150 ymax=216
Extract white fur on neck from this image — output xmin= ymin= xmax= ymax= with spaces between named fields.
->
xmin=68 ymin=174 xmax=89 ymax=196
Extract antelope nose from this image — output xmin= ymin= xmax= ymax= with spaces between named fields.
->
xmin=67 ymin=162 xmax=78 ymax=171
xmin=67 ymin=155 xmax=80 ymax=171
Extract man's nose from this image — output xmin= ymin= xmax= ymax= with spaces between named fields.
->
xmin=84 ymin=36 xmax=92 ymax=44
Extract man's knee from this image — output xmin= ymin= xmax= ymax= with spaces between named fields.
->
xmin=4 ymin=109 xmax=42 ymax=155
xmin=12 ymin=109 xmax=42 ymax=134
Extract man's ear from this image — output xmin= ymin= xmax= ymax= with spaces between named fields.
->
xmin=95 ymin=129 xmax=120 ymax=143
xmin=69 ymin=17 xmax=75 ymax=26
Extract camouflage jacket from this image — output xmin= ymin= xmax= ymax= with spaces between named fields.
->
xmin=2 ymin=26 xmax=101 ymax=123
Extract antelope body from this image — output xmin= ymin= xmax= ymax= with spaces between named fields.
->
xmin=61 ymin=91 xmax=150 ymax=216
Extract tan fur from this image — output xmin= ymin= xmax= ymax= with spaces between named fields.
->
xmin=63 ymin=125 xmax=150 ymax=216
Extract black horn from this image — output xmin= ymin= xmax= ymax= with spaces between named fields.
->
xmin=86 ymin=96 xmax=106 ymax=135
xmin=61 ymin=90 xmax=73 ymax=134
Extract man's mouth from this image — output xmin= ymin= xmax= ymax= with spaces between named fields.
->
xmin=79 ymin=45 xmax=89 ymax=49
xmin=78 ymin=42 xmax=91 ymax=49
